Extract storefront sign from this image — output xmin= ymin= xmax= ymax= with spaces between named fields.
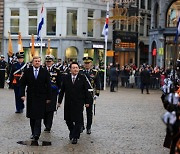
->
xmin=93 ymin=44 xmax=104 ymax=49
xmin=107 ymin=50 xmax=114 ymax=57
xmin=113 ymin=31 xmax=137 ymax=52
xmin=29 ymin=43 xmax=46 ymax=47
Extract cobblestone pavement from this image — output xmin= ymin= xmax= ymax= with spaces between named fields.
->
xmin=0 ymin=87 xmax=169 ymax=154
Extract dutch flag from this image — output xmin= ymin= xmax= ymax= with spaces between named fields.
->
xmin=102 ymin=3 xmax=109 ymax=43
xmin=37 ymin=5 xmax=44 ymax=41
xmin=174 ymin=17 xmax=180 ymax=43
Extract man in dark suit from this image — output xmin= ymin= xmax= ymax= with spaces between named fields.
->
xmin=57 ymin=62 xmax=90 ymax=144
xmin=20 ymin=56 xmax=51 ymax=141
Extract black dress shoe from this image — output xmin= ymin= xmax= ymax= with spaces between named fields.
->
xmin=72 ymin=138 xmax=77 ymax=144
xmin=86 ymin=129 xmax=91 ymax=134
xmin=15 ymin=111 xmax=21 ymax=113
xmin=69 ymin=134 xmax=72 ymax=140
xmin=33 ymin=135 xmax=39 ymax=141
xmin=44 ymin=128 xmax=51 ymax=133
xmin=80 ymin=126 xmax=85 ymax=133
xmin=30 ymin=135 xmax=34 ymax=139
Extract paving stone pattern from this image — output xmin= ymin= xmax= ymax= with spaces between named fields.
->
xmin=0 ymin=88 xmax=169 ymax=154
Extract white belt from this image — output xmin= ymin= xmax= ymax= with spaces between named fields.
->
xmin=88 ymin=89 xmax=93 ymax=92
xmin=0 ymin=69 xmax=6 ymax=70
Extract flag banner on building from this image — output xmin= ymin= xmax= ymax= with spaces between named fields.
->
xmin=102 ymin=3 xmax=109 ymax=43
xmin=31 ymin=34 xmax=35 ymax=57
xmin=18 ymin=32 xmax=24 ymax=53
xmin=174 ymin=17 xmax=180 ymax=43
xmin=46 ymin=39 xmax=51 ymax=55
xmin=159 ymin=48 xmax=164 ymax=55
xmin=8 ymin=32 xmax=13 ymax=57
xmin=37 ymin=5 xmax=44 ymax=41
xmin=152 ymin=48 xmax=157 ymax=56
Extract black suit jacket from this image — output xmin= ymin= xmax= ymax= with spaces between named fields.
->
xmin=20 ymin=66 xmax=51 ymax=119
xmin=58 ymin=73 xmax=90 ymax=122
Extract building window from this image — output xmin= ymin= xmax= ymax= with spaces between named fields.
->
xmin=140 ymin=14 xmax=144 ymax=36
xmin=88 ymin=10 xmax=94 ymax=37
xmin=67 ymin=10 xmax=77 ymax=36
xmin=147 ymin=16 xmax=151 ymax=36
xmin=101 ymin=11 xmax=106 ymax=37
xmin=141 ymin=0 xmax=145 ymax=9
xmin=148 ymin=0 xmax=151 ymax=10
xmin=47 ymin=9 xmax=56 ymax=35
xmin=29 ymin=10 xmax=37 ymax=35
xmin=166 ymin=1 xmax=180 ymax=28
xmin=10 ymin=9 xmax=19 ymax=35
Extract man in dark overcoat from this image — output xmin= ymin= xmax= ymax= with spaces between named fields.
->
xmin=57 ymin=62 xmax=90 ymax=144
xmin=109 ymin=64 xmax=119 ymax=92
xmin=140 ymin=66 xmax=150 ymax=94
xmin=20 ymin=56 xmax=51 ymax=141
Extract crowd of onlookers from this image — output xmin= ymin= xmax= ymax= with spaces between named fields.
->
xmin=106 ymin=63 xmax=167 ymax=90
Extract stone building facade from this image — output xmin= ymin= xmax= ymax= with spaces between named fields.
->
xmin=149 ymin=0 xmax=180 ymax=68
xmin=3 ymin=0 xmax=112 ymax=65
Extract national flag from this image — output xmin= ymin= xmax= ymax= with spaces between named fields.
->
xmin=37 ymin=5 xmax=44 ymax=41
xmin=174 ymin=17 xmax=180 ymax=43
xmin=102 ymin=2 xmax=109 ymax=42
xmin=31 ymin=34 xmax=35 ymax=57
xmin=18 ymin=32 xmax=23 ymax=53
xmin=46 ymin=39 xmax=51 ymax=55
xmin=8 ymin=32 xmax=13 ymax=57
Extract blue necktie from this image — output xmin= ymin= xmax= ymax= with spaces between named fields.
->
xmin=35 ymin=69 xmax=38 ymax=79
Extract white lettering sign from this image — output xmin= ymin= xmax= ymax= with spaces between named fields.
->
xmin=29 ymin=43 xmax=46 ymax=47
xmin=93 ymin=44 xmax=104 ymax=48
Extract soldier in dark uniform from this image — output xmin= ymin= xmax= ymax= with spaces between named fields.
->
xmin=80 ymin=57 xmax=100 ymax=134
xmin=43 ymin=55 xmax=62 ymax=132
xmin=0 ymin=55 xmax=7 ymax=88
xmin=9 ymin=52 xmax=26 ymax=113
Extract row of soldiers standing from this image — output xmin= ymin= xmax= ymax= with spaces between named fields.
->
xmin=0 ymin=52 xmax=100 ymax=144
xmin=161 ymin=61 xmax=180 ymax=154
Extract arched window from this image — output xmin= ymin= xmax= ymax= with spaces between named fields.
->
xmin=155 ymin=3 xmax=159 ymax=28
xmin=65 ymin=46 xmax=78 ymax=61
xmin=166 ymin=0 xmax=180 ymax=27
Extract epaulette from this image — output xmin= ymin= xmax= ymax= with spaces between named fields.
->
xmin=92 ymin=69 xmax=98 ymax=72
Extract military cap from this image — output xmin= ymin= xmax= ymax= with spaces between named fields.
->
xmin=0 ymin=55 xmax=5 ymax=58
xmin=16 ymin=52 xmax=24 ymax=59
xmin=83 ymin=56 xmax=93 ymax=63
xmin=45 ymin=55 xmax=54 ymax=62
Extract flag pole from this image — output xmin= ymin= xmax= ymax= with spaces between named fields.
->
xmin=40 ymin=36 xmax=42 ymax=58
xmin=103 ymin=1 xmax=109 ymax=91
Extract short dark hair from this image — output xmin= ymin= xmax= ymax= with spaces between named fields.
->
xmin=70 ymin=61 xmax=79 ymax=68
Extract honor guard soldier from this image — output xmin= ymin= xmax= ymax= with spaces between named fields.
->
xmin=43 ymin=55 xmax=62 ymax=132
xmin=10 ymin=52 xmax=26 ymax=113
xmin=0 ymin=55 xmax=7 ymax=88
xmin=80 ymin=56 xmax=100 ymax=134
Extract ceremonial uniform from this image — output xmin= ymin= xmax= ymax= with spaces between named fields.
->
xmin=9 ymin=52 xmax=26 ymax=113
xmin=0 ymin=55 xmax=7 ymax=88
xmin=80 ymin=57 xmax=100 ymax=134
xmin=43 ymin=55 xmax=62 ymax=132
